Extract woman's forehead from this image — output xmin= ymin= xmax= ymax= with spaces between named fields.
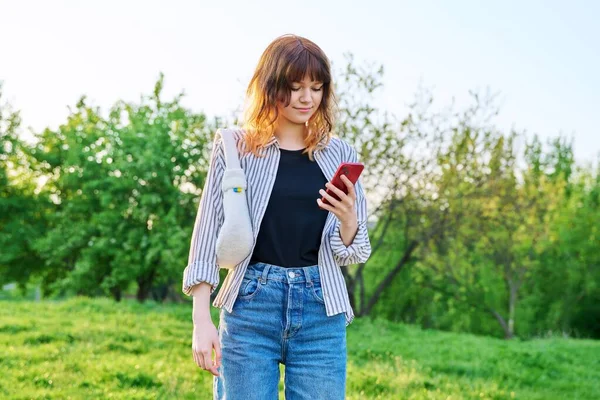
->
xmin=292 ymin=76 xmax=323 ymax=84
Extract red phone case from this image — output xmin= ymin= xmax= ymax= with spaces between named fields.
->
xmin=321 ymin=162 xmax=364 ymax=205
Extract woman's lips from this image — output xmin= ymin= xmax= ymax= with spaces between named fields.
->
xmin=295 ymin=107 xmax=312 ymax=113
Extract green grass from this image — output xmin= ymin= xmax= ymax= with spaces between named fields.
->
xmin=0 ymin=297 xmax=598 ymax=399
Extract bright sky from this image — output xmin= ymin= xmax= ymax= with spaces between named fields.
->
xmin=1 ymin=0 xmax=598 ymax=164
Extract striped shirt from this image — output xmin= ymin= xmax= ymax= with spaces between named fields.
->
xmin=182 ymin=128 xmax=372 ymax=326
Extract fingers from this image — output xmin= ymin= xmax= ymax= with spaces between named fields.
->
xmin=319 ymin=188 xmax=341 ymax=208
xmin=200 ymin=348 xmax=216 ymax=375
xmin=192 ymin=321 xmax=222 ymax=377
xmin=323 ymin=180 xmax=355 ymax=208
xmin=193 ymin=346 xmax=220 ymax=377
xmin=340 ymin=175 xmax=356 ymax=199
xmin=214 ymin=340 xmax=222 ymax=367
xmin=317 ymin=198 xmax=334 ymax=212
xmin=193 ymin=348 xmax=205 ymax=369
xmin=213 ymin=339 xmax=222 ymax=375
xmin=205 ymin=357 xmax=220 ymax=376
xmin=326 ymin=179 xmax=355 ymax=204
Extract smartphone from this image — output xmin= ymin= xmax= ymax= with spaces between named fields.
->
xmin=321 ymin=162 xmax=364 ymax=205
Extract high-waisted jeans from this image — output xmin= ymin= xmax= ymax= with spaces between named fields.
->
xmin=213 ymin=261 xmax=347 ymax=399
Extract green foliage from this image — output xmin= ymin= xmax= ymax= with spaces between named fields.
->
xmin=1 ymin=56 xmax=599 ymax=341
xmin=0 ymin=84 xmax=49 ymax=293
xmin=330 ymin=61 xmax=599 ymax=338
xmin=10 ymin=74 xmax=224 ymax=300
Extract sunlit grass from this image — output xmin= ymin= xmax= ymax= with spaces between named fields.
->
xmin=0 ymin=297 xmax=598 ymax=399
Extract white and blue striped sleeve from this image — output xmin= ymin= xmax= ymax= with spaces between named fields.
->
xmin=329 ymin=146 xmax=372 ymax=266
xmin=182 ymin=134 xmax=225 ymax=296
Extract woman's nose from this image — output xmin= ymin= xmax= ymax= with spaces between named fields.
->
xmin=300 ymin=88 xmax=311 ymax=102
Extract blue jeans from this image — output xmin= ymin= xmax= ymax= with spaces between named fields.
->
xmin=213 ymin=262 xmax=347 ymax=399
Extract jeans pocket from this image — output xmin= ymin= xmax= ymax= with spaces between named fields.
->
xmin=310 ymin=281 xmax=325 ymax=304
xmin=237 ymin=276 xmax=262 ymax=300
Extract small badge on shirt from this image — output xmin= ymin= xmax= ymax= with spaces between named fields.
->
xmin=233 ymin=187 xmax=244 ymax=193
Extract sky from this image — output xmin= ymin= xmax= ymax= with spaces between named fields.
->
xmin=1 ymin=0 xmax=599 ymax=164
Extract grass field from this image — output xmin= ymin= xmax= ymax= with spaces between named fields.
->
xmin=0 ymin=297 xmax=598 ymax=399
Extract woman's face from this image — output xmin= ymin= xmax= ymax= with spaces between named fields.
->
xmin=277 ymin=75 xmax=324 ymax=125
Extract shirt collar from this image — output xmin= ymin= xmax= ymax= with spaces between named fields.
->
xmin=264 ymin=134 xmax=329 ymax=153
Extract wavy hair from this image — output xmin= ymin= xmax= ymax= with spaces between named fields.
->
xmin=240 ymin=34 xmax=337 ymax=161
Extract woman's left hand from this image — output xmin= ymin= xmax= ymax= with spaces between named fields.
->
xmin=317 ymin=175 xmax=358 ymax=225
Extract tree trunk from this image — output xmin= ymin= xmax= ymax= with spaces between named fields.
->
xmin=360 ymin=240 xmax=418 ymax=316
xmin=489 ymin=307 xmax=512 ymax=339
xmin=136 ymin=267 xmax=157 ymax=301
xmin=151 ymin=283 xmax=169 ymax=302
xmin=507 ymin=279 xmax=518 ymax=339
xmin=110 ymin=286 xmax=122 ymax=302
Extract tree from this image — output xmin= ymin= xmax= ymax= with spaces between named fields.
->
xmin=28 ymin=74 xmax=221 ymax=301
xmin=0 ymin=83 xmax=48 ymax=294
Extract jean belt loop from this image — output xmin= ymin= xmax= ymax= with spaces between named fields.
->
xmin=260 ymin=263 xmax=270 ymax=284
xmin=302 ymin=266 xmax=312 ymax=287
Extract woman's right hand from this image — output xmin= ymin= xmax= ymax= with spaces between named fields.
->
xmin=192 ymin=318 xmax=222 ymax=376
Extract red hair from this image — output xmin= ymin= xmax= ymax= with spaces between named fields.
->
xmin=240 ymin=34 xmax=338 ymax=161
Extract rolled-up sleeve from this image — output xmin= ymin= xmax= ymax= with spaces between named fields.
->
xmin=182 ymin=133 xmax=225 ymax=296
xmin=329 ymin=146 xmax=372 ymax=266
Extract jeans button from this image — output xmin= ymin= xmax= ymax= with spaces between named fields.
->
xmin=288 ymin=271 xmax=294 ymax=278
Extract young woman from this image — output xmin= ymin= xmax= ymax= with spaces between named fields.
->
xmin=182 ymin=34 xmax=372 ymax=399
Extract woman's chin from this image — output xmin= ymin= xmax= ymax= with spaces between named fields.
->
xmin=278 ymin=113 xmax=311 ymax=126
xmin=289 ymin=117 xmax=310 ymax=126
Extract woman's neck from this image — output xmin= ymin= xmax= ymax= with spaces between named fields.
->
xmin=274 ymin=119 xmax=306 ymax=150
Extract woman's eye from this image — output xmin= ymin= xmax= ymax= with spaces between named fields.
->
xmin=291 ymin=87 xmax=323 ymax=92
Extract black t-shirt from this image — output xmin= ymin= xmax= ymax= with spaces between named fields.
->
xmin=250 ymin=147 xmax=329 ymax=268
